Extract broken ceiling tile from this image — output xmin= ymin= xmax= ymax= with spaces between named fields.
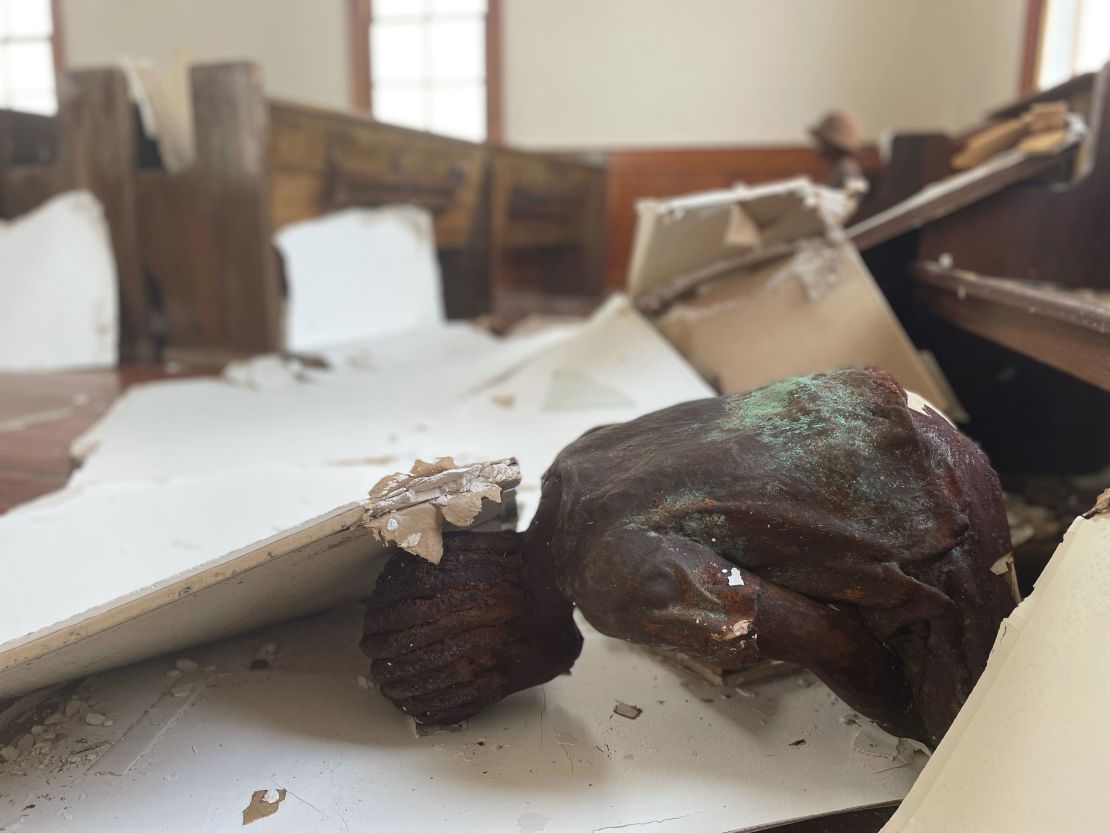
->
xmin=0 ymin=191 xmax=118 ymax=371
xmin=275 ymin=206 xmax=444 ymax=353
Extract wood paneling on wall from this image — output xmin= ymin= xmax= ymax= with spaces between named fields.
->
xmin=602 ymin=146 xmax=878 ymax=289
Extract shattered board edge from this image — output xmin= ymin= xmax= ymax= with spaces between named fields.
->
xmin=0 ymin=501 xmax=371 ymax=699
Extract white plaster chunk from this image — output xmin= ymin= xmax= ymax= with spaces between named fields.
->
xmin=0 ymin=191 xmax=118 ymax=370
xmin=275 ymin=205 xmax=444 ymax=352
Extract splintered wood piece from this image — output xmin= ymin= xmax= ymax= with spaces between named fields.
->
xmin=951 ymin=117 xmax=1028 ymax=169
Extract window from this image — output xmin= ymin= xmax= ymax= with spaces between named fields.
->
xmin=352 ymin=0 xmax=499 ymax=143
xmin=0 ymin=0 xmax=57 ymax=114
xmin=1036 ymin=0 xmax=1110 ymax=89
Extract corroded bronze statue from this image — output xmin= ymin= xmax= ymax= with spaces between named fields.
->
xmin=361 ymin=368 xmax=1017 ymax=746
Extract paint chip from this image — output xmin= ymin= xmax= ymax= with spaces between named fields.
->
xmin=727 ymin=567 xmax=745 ymax=586
xmin=242 ymin=788 xmax=286 ymax=825
xmin=990 ymin=554 xmax=1014 ymax=575
xmin=613 ymin=701 xmax=642 ymax=720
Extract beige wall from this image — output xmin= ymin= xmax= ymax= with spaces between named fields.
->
xmin=61 ymin=0 xmax=350 ymax=110
xmin=60 ymin=0 xmax=1025 ymax=147
xmin=503 ymin=0 xmax=1026 ymax=148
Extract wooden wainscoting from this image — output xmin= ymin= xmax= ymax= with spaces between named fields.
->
xmin=602 ymin=145 xmax=877 ymax=289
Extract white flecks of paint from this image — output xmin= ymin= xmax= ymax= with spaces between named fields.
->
xmin=727 ymin=619 xmax=752 ymax=639
xmin=517 ymin=811 xmax=549 ymax=833
xmin=727 ymin=568 xmax=744 ymax=586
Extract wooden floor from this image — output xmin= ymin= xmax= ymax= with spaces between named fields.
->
xmin=0 ymin=365 xmax=190 ymax=513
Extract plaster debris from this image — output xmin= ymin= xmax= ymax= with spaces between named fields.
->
xmin=64 ymin=698 xmax=90 ymax=718
xmin=715 ymin=618 xmax=753 ymax=642
xmin=275 ymin=205 xmax=444 ymax=352
xmin=0 ymin=190 xmax=119 ymax=371
xmin=517 ymin=811 xmax=550 ymax=833
xmin=851 ymin=724 xmax=924 ymax=768
xmin=242 ymin=788 xmax=286 ymax=825
xmin=84 ymin=713 xmax=107 ymax=726
xmin=364 ymin=458 xmax=521 ymax=563
xmin=222 ymin=355 xmax=311 ymax=390
xmin=990 ymin=554 xmax=1015 ymax=575
xmin=356 ymin=675 xmax=371 ymax=689
xmin=613 ymin=702 xmax=642 ymax=720
xmin=249 ymin=642 xmax=278 ymax=670
xmin=174 ymin=659 xmax=199 ymax=672
xmin=0 ymin=747 xmax=19 ymax=762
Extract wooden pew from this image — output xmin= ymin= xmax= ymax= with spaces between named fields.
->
xmin=851 ymin=70 xmax=1100 ymax=233
xmin=488 ymin=147 xmax=605 ymax=316
xmin=3 ymin=63 xmax=607 ymax=364
xmin=869 ymin=64 xmax=1110 ymax=475
xmin=0 ymin=71 xmax=152 ymax=362
xmin=136 ymin=63 xmax=605 ymax=362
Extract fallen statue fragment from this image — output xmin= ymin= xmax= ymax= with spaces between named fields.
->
xmin=362 ymin=368 xmax=1017 ymax=745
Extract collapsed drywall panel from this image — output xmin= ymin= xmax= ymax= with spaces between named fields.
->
xmin=275 ymin=205 xmax=445 ymax=352
xmin=66 ymin=297 xmax=708 ymax=525
xmin=654 ymin=243 xmax=952 ymax=408
xmin=0 ymin=604 xmax=924 ymax=833
xmin=0 ymin=191 xmax=118 ymax=371
xmin=0 ymin=459 xmax=519 ymax=698
xmin=67 ymin=322 xmax=571 ymax=485
xmin=0 ymin=296 xmax=704 ymax=688
xmin=880 ymin=507 xmax=1110 ymax=833
xmin=626 ymin=180 xmax=950 ymax=410
xmin=417 ymin=295 xmax=715 ymax=522
xmin=628 ymin=178 xmax=857 ymax=303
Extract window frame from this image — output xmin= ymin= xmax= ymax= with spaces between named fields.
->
xmin=1019 ymin=0 xmax=1048 ymax=95
xmin=0 ymin=0 xmax=65 ymax=112
xmin=347 ymin=0 xmax=502 ymax=143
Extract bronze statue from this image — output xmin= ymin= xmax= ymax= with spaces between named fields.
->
xmin=361 ymin=368 xmax=1016 ymax=746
